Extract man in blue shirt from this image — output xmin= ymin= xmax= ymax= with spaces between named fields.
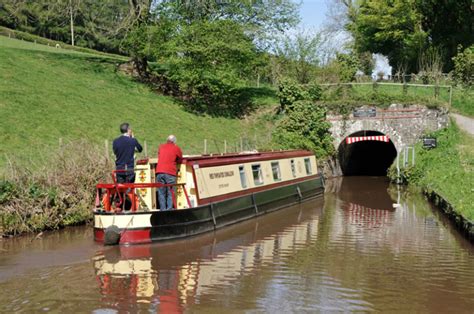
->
xmin=112 ymin=123 xmax=143 ymax=183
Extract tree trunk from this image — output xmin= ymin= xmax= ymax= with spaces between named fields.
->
xmin=128 ymin=0 xmax=151 ymax=79
xmin=133 ymin=56 xmax=149 ymax=80
xmin=69 ymin=0 xmax=75 ymax=46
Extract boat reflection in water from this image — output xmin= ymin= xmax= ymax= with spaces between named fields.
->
xmin=92 ymin=177 xmax=401 ymax=312
xmin=93 ymin=199 xmax=324 ymax=311
xmin=328 ymin=176 xmax=395 ymax=229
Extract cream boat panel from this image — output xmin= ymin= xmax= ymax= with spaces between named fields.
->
xmin=94 ymin=213 xmax=153 ymax=229
xmin=195 ymin=156 xmax=318 ymax=199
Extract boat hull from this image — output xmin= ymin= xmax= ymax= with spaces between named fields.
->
xmin=94 ymin=175 xmax=324 ymax=245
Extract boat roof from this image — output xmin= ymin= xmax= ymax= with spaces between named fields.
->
xmin=136 ymin=150 xmax=314 ymax=167
xmin=183 ymin=150 xmax=314 ymax=167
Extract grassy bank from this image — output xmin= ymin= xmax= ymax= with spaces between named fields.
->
xmin=390 ymin=121 xmax=474 ymax=222
xmin=0 ymin=35 xmax=274 ymax=169
xmin=451 ymin=87 xmax=474 ymax=117
xmin=0 ymin=35 xmax=277 ymax=235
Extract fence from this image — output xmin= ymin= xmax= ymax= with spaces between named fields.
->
xmin=102 ymin=136 xmax=266 ymax=162
xmin=320 ymin=82 xmax=453 ymax=107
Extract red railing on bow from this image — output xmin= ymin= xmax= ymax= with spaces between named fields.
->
xmin=94 ymin=170 xmax=191 ymax=212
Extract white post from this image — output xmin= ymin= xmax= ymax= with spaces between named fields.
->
xmin=224 ymin=140 xmax=227 ymax=154
xmin=449 ymin=86 xmax=453 ymax=109
xmin=396 ymin=151 xmax=400 ymax=184
xmin=204 ymin=139 xmax=207 ymax=154
xmin=144 ymin=140 xmax=148 ymax=156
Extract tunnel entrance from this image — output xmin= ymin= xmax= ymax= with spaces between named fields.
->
xmin=338 ymin=131 xmax=397 ymax=176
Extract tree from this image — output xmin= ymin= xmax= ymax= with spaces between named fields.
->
xmin=346 ymin=0 xmax=474 ymax=73
xmin=123 ymin=0 xmax=152 ymax=77
xmin=348 ymin=0 xmax=427 ymax=74
xmin=0 ymin=0 xmax=130 ymax=53
xmin=358 ymin=51 xmax=375 ymax=76
xmin=67 ymin=0 xmax=81 ymax=46
xmin=415 ymin=0 xmax=474 ymax=72
xmin=324 ymin=0 xmax=356 ymax=36
xmin=275 ymin=29 xmax=322 ymax=84
xmin=147 ymin=19 xmax=258 ymax=116
xmin=155 ymin=0 xmax=300 ymax=49
xmin=334 ymin=53 xmax=361 ymax=82
xmin=452 ymin=45 xmax=474 ymax=86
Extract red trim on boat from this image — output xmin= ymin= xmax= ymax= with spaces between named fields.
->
xmin=120 ymin=229 xmax=152 ymax=244
xmin=199 ymin=174 xmax=321 ymax=205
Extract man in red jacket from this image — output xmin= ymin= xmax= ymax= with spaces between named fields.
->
xmin=156 ymin=135 xmax=183 ymax=210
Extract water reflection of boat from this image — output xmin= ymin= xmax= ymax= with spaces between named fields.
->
xmin=93 ymin=150 xmax=324 ymax=245
xmin=329 ymin=176 xmax=395 ymax=211
xmin=326 ymin=177 xmax=395 ymax=229
xmin=93 ymin=199 xmax=323 ymax=310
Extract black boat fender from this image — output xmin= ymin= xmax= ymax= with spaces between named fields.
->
xmin=104 ymin=225 xmax=121 ymax=245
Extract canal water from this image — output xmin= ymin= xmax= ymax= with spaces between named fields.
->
xmin=1 ymin=177 xmax=473 ymax=312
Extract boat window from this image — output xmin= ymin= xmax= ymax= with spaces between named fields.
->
xmin=271 ymin=161 xmax=281 ymax=181
xmin=290 ymin=159 xmax=296 ymax=177
xmin=304 ymin=158 xmax=312 ymax=175
xmin=239 ymin=165 xmax=247 ymax=188
xmin=251 ymin=164 xmax=264 ymax=185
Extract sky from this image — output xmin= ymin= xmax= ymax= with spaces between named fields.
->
xmin=296 ymin=0 xmax=392 ymax=76
xmin=299 ymin=0 xmax=328 ymax=30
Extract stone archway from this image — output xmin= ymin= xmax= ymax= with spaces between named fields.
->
xmin=338 ymin=130 xmax=397 ymax=176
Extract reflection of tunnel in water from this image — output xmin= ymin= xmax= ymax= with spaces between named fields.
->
xmin=339 ymin=131 xmax=397 ymax=176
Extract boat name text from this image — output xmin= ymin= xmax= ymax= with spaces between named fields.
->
xmin=209 ymin=171 xmax=234 ymax=179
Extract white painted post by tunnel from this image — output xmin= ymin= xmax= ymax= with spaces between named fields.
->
xmin=396 ymin=150 xmax=400 ymax=184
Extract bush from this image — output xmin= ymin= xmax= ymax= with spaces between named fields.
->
xmin=452 ymin=45 xmax=474 ymax=86
xmin=0 ymin=140 xmax=112 ymax=236
xmin=306 ymin=83 xmax=322 ymax=101
xmin=273 ymin=100 xmax=335 ymax=158
xmin=277 ymin=78 xmax=307 ymax=112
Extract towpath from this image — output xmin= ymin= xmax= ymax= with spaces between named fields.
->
xmin=451 ymin=113 xmax=474 ymax=136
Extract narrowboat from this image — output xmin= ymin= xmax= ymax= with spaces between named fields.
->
xmin=93 ymin=150 xmax=324 ymax=245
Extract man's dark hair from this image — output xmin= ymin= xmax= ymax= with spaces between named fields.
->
xmin=120 ymin=123 xmax=130 ymax=134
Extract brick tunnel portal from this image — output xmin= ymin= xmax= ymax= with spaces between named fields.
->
xmin=338 ymin=131 xmax=397 ymax=176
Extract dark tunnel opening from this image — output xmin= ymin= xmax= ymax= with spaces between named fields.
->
xmin=338 ymin=131 xmax=397 ymax=176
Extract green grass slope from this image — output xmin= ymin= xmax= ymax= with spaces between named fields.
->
xmin=0 ymin=36 xmax=266 ymax=168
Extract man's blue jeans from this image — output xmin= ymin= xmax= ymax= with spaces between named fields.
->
xmin=156 ymin=173 xmax=176 ymax=210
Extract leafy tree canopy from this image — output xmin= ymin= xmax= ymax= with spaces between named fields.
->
xmin=347 ymin=0 xmax=474 ymax=73
xmin=0 ymin=0 xmax=130 ymax=53
xmin=349 ymin=0 xmax=427 ymax=74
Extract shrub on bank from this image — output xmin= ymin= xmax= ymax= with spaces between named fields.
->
xmin=0 ymin=140 xmax=111 ymax=236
